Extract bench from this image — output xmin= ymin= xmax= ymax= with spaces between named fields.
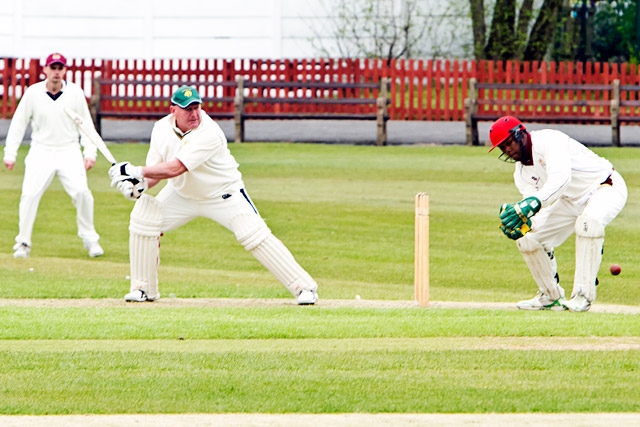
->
xmin=611 ymin=80 xmax=640 ymax=146
xmin=90 ymin=76 xmax=391 ymax=146
xmin=234 ymin=77 xmax=391 ymax=146
xmin=464 ymin=78 xmax=616 ymax=146
xmin=90 ymin=78 xmax=236 ymax=135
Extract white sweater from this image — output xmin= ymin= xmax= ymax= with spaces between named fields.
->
xmin=4 ymin=80 xmax=96 ymax=162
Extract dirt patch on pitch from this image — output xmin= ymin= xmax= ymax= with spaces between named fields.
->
xmin=1 ymin=413 xmax=640 ymax=427
xmin=0 ymin=297 xmax=639 ymax=314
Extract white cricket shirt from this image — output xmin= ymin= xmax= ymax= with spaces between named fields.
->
xmin=147 ymin=110 xmax=243 ymax=200
xmin=514 ymin=129 xmax=613 ymax=207
xmin=4 ymin=80 xmax=96 ymax=162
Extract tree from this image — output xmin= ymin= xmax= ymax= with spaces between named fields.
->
xmin=311 ymin=0 xmax=471 ymax=62
xmin=523 ymin=0 xmax=564 ymax=60
xmin=592 ymin=0 xmax=639 ymax=62
xmin=469 ymin=0 xmax=565 ymax=61
xmin=484 ymin=0 xmax=516 ymax=60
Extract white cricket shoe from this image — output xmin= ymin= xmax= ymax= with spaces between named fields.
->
xmin=516 ymin=292 xmax=566 ymax=311
xmin=13 ymin=243 xmax=31 ymax=259
xmin=297 ymin=290 xmax=318 ymax=305
xmin=84 ymin=241 xmax=104 ymax=258
xmin=124 ymin=289 xmax=158 ymax=302
xmin=563 ymin=294 xmax=592 ymax=312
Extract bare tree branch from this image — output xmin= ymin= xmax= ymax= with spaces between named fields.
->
xmin=310 ymin=0 xmax=468 ymax=61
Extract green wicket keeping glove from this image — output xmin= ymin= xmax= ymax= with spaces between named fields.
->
xmin=500 ymin=222 xmax=530 ymax=240
xmin=499 ymin=196 xmax=541 ymax=230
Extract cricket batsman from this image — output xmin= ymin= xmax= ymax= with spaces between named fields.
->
xmin=108 ymin=85 xmax=319 ymax=305
xmin=489 ymin=116 xmax=627 ymax=312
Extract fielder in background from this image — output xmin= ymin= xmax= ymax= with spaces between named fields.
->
xmin=3 ymin=52 xmax=104 ymax=259
xmin=108 ymin=85 xmax=319 ymax=305
xmin=489 ymin=116 xmax=627 ymax=312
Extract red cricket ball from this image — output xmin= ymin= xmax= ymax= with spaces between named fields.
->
xmin=610 ymin=264 xmax=621 ymax=276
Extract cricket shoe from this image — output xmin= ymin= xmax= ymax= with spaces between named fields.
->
xmin=562 ymin=294 xmax=592 ymax=312
xmin=84 ymin=241 xmax=104 ymax=258
xmin=13 ymin=242 xmax=31 ymax=259
xmin=124 ymin=289 xmax=159 ymax=302
xmin=297 ymin=289 xmax=318 ymax=305
xmin=516 ymin=292 xmax=566 ymax=311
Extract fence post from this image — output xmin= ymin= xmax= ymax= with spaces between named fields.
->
xmin=376 ymin=77 xmax=390 ymax=146
xmin=465 ymin=77 xmax=478 ymax=146
xmin=234 ymin=75 xmax=245 ymax=143
xmin=1 ymin=58 xmax=11 ymax=118
xmin=90 ymin=77 xmax=102 ymax=135
xmin=611 ymin=79 xmax=621 ymax=147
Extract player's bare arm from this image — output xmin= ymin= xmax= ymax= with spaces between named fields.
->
xmin=108 ymin=158 xmax=187 ymax=200
xmin=142 ymin=158 xmax=188 ymax=181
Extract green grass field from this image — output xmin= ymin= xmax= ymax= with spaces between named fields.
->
xmin=0 ymin=142 xmax=639 ymax=415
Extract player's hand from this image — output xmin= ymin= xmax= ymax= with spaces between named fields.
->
xmin=116 ymin=178 xmax=148 ymax=201
xmin=109 ymin=162 xmax=144 ymax=186
xmin=499 ymin=197 xmax=540 ymax=230
xmin=514 ymin=196 xmax=541 ymax=219
xmin=84 ymin=158 xmax=96 ymax=171
xmin=500 ymin=224 xmax=527 ymax=240
xmin=499 ymin=203 xmax=523 ymax=230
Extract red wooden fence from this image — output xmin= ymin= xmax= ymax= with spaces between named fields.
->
xmin=2 ymin=57 xmax=640 ymax=121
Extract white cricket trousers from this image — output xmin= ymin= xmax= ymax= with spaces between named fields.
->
xmin=155 ymin=184 xmax=261 ymax=234
xmin=153 ymin=184 xmax=317 ymax=296
xmin=530 ymin=170 xmax=627 ymax=247
xmin=15 ymin=144 xmax=100 ymax=247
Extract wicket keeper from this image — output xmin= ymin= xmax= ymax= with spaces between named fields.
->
xmin=489 ymin=116 xmax=627 ymax=312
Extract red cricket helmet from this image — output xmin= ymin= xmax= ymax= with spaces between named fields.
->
xmin=488 ymin=116 xmax=526 ymax=151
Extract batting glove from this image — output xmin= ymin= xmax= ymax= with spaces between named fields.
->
xmin=116 ymin=178 xmax=148 ymax=201
xmin=109 ymin=162 xmax=144 ymax=187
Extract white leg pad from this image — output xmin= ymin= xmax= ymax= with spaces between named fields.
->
xmin=573 ymin=215 xmax=605 ymax=302
xmin=129 ymin=194 xmax=163 ymax=300
xmin=231 ymin=214 xmax=317 ymax=297
xmin=516 ymin=234 xmax=564 ymax=301
xmin=251 ymin=234 xmax=318 ymax=297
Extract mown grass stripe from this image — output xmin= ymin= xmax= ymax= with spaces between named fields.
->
xmin=2 ymin=337 xmax=640 ymax=352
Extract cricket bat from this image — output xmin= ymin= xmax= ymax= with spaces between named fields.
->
xmin=64 ymin=107 xmax=117 ymax=165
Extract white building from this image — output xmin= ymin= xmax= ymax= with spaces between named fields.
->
xmin=1 ymin=0 xmax=471 ymax=60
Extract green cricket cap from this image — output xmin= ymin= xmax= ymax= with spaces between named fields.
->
xmin=171 ymin=86 xmax=202 ymax=108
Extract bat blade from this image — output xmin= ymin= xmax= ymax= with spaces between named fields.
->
xmin=64 ymin=107 xmax=117 ymax=165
